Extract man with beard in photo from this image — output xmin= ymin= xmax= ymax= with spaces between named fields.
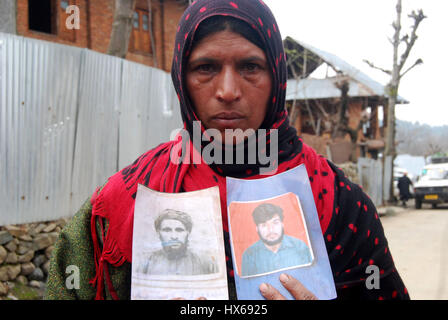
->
xmin=139 ymin=209 xmax=218 ymax=276
xmin=241 ymin=203 xmax=312 ymax=277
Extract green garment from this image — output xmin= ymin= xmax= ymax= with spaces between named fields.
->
xmin=44 ymin=198 xmax=132 ymax=300
xmin=44 ymin=197 xmax=236 ymax=300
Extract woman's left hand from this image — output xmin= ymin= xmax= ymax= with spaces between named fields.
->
xmin=259 ymin=273 xmax=318 ymax=300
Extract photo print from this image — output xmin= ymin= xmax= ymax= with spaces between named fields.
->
xmin=131 ymin=184 xmax=228 ymax=300
xmin=228 ymin=192 xmax=314 ymax=278
xmin=226 ymin=164 xmax=337 ymax=300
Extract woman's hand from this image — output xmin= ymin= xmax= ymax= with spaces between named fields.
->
xmin=259 ymin=273 xmax=318 ymax=300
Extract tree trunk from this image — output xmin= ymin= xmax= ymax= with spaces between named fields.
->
xmin=363 ymin=0 xmax=425 ymax=204
xmin=107 ymin=0 xmax=137 ymax=58
xmin=332 ymin=80 xmax=350 ymax=139
xmin=384 ymin=0 xmax=402 ymax=202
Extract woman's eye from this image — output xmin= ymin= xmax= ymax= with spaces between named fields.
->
xmin=197 ymin=64 xmax=214 ymax=73
xmin=242 ymin=63 xmax=260 ymax=72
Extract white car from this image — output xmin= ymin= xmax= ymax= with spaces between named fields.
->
xmin=414 ymin=162 xmax=448 ymax=209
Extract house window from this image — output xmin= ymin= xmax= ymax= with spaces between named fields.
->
xmin=142 ymin=14 xmax=149 ymax=31
xmin=27 ymin=0 xmax=76 ymax=42
xmin=129 ymin=9 xmax=152 ymax=54
xmin=28 ymin=0 xmax=56 ymax=34
xmin=133 ymin=12 xmax=139 ymax=29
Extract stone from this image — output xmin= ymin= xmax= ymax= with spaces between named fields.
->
xmin=7 ymin=265 xmax=21 ymax=280
xmin=17 ymin=244 xmax=31 ymax=255
xmin=28 ymin=280 xmax=42 ymax=289
xmin=0 ymin=245 xmax=7 ymax=264
xmin=43 ymin=223 xmax=57 ymax=233
xmin=5 ymin=225 xmax=28 ymax=237
xmin=18 ymin=250 xmax=35 ymax=263
xmin=5 ymin=252 xmax=18 ymax=264
xmin=0 ymin=282 xmax=8 ymax=296
xmin=56 ymin=218 xmax=68 ymax=228
xmin=20 ymin=262 xmax=36 ymax=276
xmin=48 ymin=232 xmax=59 ymax=244
xmin=6 ymin=294 xmax=18 ymax=300
xmin=45 ymin=245 xmax=54 ymax=259
xmin=32 ymin=234 xmax=52 ymax=251
xmin=16 ymin=275 xmax=28 ymax=286
xmin=33 ymin=224 xmax=47 ymax=235
xmin=42 ymin=260 xmax=50 ymax=275
xmin=0 ymin=266 xmax=10 ymax=281
xmin=28 ymin=267 xmax=44 ymax=281
xmin=0 ymin=231 xmax=13 ymax=245
xmin=4 ymin=240 xmax=17 ymax=253
xmin=18 ymin=234 xmax=33 ymax=242
xmin=32 ymin=254 xmax=46 ymax=268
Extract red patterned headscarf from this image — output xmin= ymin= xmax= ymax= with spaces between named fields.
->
xmin=89 ymin=0 xmax=407 ymax=300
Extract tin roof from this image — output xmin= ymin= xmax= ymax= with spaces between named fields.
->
xmin=284 ymin=37 xmax=409 ymax=104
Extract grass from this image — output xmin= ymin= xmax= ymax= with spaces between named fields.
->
xmin=8 ymin=283 xmax=42 ymax=300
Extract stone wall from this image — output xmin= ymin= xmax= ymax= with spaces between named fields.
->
xmin=338 ymin=161 xmax=360 ymax=185
xmin=0 ymin=219 xmax=69 ymax=299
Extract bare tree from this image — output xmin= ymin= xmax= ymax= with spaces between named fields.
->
xmin=107 ymin=0 xmax=137 ymax=58
xmin=332 ymin=80 xmax=369 ymax=162
xmin=364 ymin=0 xmax=426 ymax=201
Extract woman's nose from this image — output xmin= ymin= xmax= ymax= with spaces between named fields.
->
xmin=215 ymin=66 xmax=242 ymax=103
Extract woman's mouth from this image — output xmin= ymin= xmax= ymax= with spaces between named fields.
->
xmin=211 ymin=112 xmax=245 ymax=128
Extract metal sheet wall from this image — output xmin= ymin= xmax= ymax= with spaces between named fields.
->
xmin=0 ymin=33 xmax=182 ymax=226
xmin=358 ymin=157 xmax=383 ymax=207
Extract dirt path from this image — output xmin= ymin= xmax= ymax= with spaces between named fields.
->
xmin=380 ymin=202 xmax=448 ymax=300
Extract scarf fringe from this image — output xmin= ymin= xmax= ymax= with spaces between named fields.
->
xmin=89 ymin=188 xmax=125 ymax=300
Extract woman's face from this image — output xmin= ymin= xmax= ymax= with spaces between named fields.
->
xmin=185 ymin=30 xmax=272 ymax=145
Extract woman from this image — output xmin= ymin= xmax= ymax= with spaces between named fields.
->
xmin=45 ymin=0 xmax=409 ymax=300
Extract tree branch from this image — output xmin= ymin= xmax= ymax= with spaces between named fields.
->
xmin=363 ymin=59 xmax=392 ymax=75
xmin=397 ymin=9 xmax=426 ymax=75
xmin=400 ymin=58 xmax=423 ymax=78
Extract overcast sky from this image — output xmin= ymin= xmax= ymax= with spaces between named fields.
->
xmin=264 ymin=0 xmax=447 ymax=127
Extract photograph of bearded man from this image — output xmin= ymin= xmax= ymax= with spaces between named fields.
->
xmin=139 ymin=209 xmax=218 ymax=276
xmin=241 ymin=203 xmax=312 ymax=277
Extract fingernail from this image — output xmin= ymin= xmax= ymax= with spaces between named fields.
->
xmin=280 ymin=273 xmax=289 ymax=283
xmin=259 ymin=283 xmax=268 ymax=293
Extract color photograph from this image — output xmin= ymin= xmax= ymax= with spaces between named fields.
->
xmin=228 ymin=192 xmax=314 ymax=278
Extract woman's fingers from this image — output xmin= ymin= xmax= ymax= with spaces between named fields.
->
xmin=279 ymin=273 xmax=318 ymax=300
xmin=260 ymin=274 xmax=318 ymax=300
xmin=259 ymin=282 xmax=287 ymax=300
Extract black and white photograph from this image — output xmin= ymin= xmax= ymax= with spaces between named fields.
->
xmin=131 ymin=184 xmax=228 ymax=300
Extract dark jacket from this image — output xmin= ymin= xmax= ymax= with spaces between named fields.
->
xmin=398 ymin=176 xmax=413 ymax=200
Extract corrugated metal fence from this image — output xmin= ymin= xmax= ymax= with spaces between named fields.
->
xmin=0 ymin=33 xmax=182 ymax=226
xmin=357 ymin=157 xmax=383 ymax=207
